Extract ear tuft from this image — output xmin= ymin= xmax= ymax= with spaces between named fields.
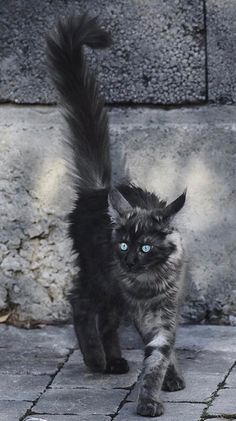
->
xmin=163 ymin=188 xmax=187 ymax=219
xmin=108 ymin=188 xmax=133 ymax=223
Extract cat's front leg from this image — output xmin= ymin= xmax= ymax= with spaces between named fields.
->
xmin=99 ymin=311 xmax=129 ymax=374
xmin=71 ymin=295 xmax=106 ymax=372
xmin=137 ymin=327 xmax=175 ymax=417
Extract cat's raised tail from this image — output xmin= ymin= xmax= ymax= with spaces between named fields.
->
xmin=47 ymin=14 xmax=112 ymax=192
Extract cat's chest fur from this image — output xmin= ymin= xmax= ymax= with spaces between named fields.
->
xmin=115 ymin=240 xmax=185 ymax=297
xmin=112 ymin=236 xmax=186 ymax=325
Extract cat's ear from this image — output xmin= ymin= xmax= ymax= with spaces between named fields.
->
xmin=108 ymin=188 xmax=133 ymax=223
xmin=162 ymin=189 xmax=187 ymax=219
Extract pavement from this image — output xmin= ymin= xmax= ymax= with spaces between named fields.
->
xmin=0 ymin=324 xmax=235 ymax=421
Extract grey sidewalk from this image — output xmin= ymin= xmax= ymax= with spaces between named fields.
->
xmin=0 ymin=324 xmax=235 ymax=421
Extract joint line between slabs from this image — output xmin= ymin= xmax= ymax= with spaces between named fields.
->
xmin=109 ymin=372 xmax=142 ymax=420
xmin=19 ymin=347 xmax=75 ymax=421
xmin=199 ymin=361 xmax=236 ymax=421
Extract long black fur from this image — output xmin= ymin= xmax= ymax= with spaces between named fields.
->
xmin=47 ymin=14 xmax=111 ymax=191
xmin=47 ymin=14 xmax=187 ymax=417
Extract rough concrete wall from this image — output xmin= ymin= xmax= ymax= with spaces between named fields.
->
xmin=207 ymin=0 xmax=236 ymax=103
xmin=0 ymin=107 xmax=76 ymax=325
xmin=0 ymin=106 xmax=235 ymax=325
xmin=0 ymin=0 xmax=205 ymax=104
xmin=2 ymin=1 xmax=236 ymax=105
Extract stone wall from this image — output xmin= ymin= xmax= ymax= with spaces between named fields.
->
xmin=1 ymin=0 xmax=236 ymax=105
xmin=0 ymin=107 xmax=75 ymax=325
xmin=0 ymin=105 xmax=235 ymax=325
xmin=207 ymin=0 xmax=236 ymax=103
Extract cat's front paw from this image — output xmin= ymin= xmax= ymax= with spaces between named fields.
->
xmin=106 ymin=357 xmax=129 ymax=374
xmin=162 ymin=373 xmax=185 ymax=392
xmin=137 ymin=398 xmax=164 ymax=417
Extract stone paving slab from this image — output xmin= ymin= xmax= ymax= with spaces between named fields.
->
xmin=163 ymin=372 xmax=222 ymax=403
xmin=0 ymin=325 xmax=77 ymax=354
xmin=115 ymin=401 xmax=205 ymax=421
xmin=52 ymin=350 xmax=142 ymax=389
xmin=207 ymin=388 xmax=236 ymax=417
xmin=0 ymin=350 xmax=64 ymax=375
xmin=176 ymin=325 xmax=236 ymax=353
xmin=0 ymin=401 xmax=32 ymax=421
xmin=0 ymin=325 xmax=235 ymax=420
xmin=178 ymin=349 xmax=236 ymax=375
xmin=33 ymin=388 xmax=127 ymax=415
xmin=225 ymin=365 xmax=236 ymax=388
xmin=0 ymin=374 xmax=51 ymax=401
xmin=25 ymin=416 xmax=109 ymax=421
xmin=129 ymin=372 xmax=223 ymax=404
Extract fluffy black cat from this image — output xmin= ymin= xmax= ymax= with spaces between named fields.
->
xmin=47 ymin=14 xmax=186 ymax=417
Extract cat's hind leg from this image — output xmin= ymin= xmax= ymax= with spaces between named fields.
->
xmin=162 ymin=351 xmax=185 ymax=391
xmin=71 ymin=293 xmax=106 ymax=373
xmin=99 ymin=311 xmax=129 ymax=374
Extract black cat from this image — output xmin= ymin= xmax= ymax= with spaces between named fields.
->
xmin=47 ymin=14 xmax=186 ymax=417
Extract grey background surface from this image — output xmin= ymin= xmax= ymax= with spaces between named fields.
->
xmin=0 ymin=0 xmax=236 ymax=325
xmin=1 ymin=0 xmax=236 ymax=104
xmin=0 ymin=0 xmax=206 ymax=104
xmin=0 ymin=105 xmax=235 ymax=325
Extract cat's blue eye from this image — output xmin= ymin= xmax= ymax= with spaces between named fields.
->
xmin=141 ymin=244 xmax=152 ymax=253
xmin=120 ymin=242 xmax=129 ymax=252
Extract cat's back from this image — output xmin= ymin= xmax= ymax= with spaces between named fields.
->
xmin=68 ymin=189 xmax=110 ymax=237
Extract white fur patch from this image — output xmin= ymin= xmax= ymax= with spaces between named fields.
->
xmin=165 ymin=230 xmax=183 ymax=262
xmin=148 ymin=332 xmax=169 ymax=348
xmin=145 ymin=350 xmax=163 ymax=369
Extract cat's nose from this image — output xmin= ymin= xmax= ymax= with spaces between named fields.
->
xmin=126 ymin=254 xmax=136 ymax=270
xmin=126 ymin=260 xmax=136 ymax=269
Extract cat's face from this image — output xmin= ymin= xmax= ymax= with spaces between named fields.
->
xmin=108 ymin=188 xmax=186 ymax=275
xmin=113 ymin=218 xmax=175 ymax=273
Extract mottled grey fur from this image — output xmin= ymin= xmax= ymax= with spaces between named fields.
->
xmin=109 ymin=192 xmax=186 ymax=416
xmin=47 ymin=14 xmax=186 ymax=417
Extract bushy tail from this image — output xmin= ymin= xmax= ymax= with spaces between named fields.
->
xmin=47 ymin=14 xmax=112 ymax=192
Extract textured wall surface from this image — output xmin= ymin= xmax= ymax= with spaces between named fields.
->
xmin=0 ymin=107 xmax=76 ymax=325
xmin=0 ymin=0 xmax=206 ymax=104
xmin=1 ymin=1 xmax=236 ymax=104
xmin=207 ymin=0 xmax=236 ymax=103
xmin=0 ymin=105 xmax=235 ymax=325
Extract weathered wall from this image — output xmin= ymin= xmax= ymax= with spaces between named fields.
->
xmin=0 ymin=107 xmax=75 ymax=325
xmin=0 ymin=0 xmax=236 ymax=104
xmin=207 ymin=0 xmax=236 ymax=103
xmin=0 ymin=0 xmax=205 ymax=104
xmin=2 ymin=1 xmax=236 ymax=104
xmin=0 ymin=105 xmax=235 ymax=325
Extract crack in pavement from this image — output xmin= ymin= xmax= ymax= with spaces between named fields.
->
xmin=20 ymin=348 xmax=75 ymax=421
xmin=109 ymin=372 xmax=143 ymax=420
xmin=199 ymin=361 xmax=236 ymax=420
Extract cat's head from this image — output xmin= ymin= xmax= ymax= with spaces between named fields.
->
xmin=108 ymin=188 xmax=186 ymax=274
